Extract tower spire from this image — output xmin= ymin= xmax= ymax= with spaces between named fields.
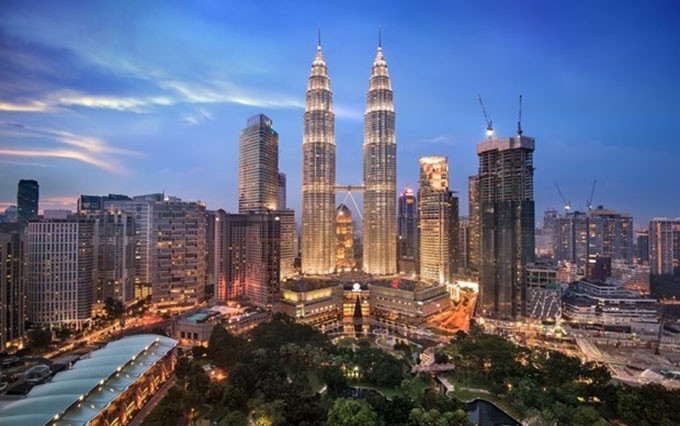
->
xmin=378 ymin=27 xmax=382 ymax=49
xmin=317 ymin=27 xmax=321 ymax=50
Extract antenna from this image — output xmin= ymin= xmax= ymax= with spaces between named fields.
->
xmin=317 ymin=27 xmax=321 ymax=48
xmin=517 ymin=94 xmax=523 ymax=136
xmin=378 ymin=27 xmax=382 ymax=48
xmin=477 ymin=95 xmax=494 ymax=138
xmin=555 ymin=182 xmax=571 ymax=213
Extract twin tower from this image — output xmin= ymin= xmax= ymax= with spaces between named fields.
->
xmin=302 ymin=39 xmax=396 ymax=276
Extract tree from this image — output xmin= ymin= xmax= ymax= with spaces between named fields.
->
xmin=321 ymin=365 xmax=349 ymax=396
xmin=434 ymin=351 xmax=450 ymax=364
xmin=327 ymin=399 xmax=379 ymax=426
xmin=207 ymin=324 xmax=244 ymax=368
xmin=104 ymin=297 xmax=125 ymax=319
xmin=26 ymin=328 xmax=51 ymax=350
xmin=219 ymin=410 xmax=248 ymax=426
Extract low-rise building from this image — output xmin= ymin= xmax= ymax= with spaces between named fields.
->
xmin=369 ymin=278 xmax=450 ymax=329
xmin=280 ymin=279 xmax=344 ymax=332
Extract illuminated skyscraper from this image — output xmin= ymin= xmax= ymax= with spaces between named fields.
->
xmin=649 ymin=218 xmax=674 ymax=275
xmin=468 ymin=176 xmax=480 ymax=272
xmin=302 ymin=40 xmax=336 ymax=275
xmin=336 ymin=204 xmax=355 ymax=271
xmin=398 ymin=187 xmax=417 ymax=274
xmin=477 ymin=135 xmax=535 ymax=318
xmin=418 ymin=156 xmax=458 ymax=284
xmin=239 ymin=114 xmax=279 ymax=213
xmin=363 ymin=39 xmax=397 ymax=275
xmin=17 ymin=179 xmax=39 ymax=226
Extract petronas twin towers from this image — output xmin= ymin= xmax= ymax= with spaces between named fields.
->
xmin=302 ymin=38 xmax=396 ymax=276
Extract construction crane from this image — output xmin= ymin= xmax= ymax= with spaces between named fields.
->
xmin=477 ymin=95 xmax=494 ymax=138
xmin=586 ymin=180 xmax=597 ymax=212
xmin=555 ymin=182 xmax=571 ymax=213
xmin=517 ymin=94 xmax=523 ymax=136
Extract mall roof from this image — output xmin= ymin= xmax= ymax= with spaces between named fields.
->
xmin=0 ymin=334 xmax=177 ymax=426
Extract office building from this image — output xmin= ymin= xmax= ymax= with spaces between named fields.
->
xmin=106 ymin=194 xmax=207 ymax=306
xmin=590 ymin=207 xmax=634 ymax=263
xmin=636 ymin=230 xmax=649 ymax=264
xmin=214 ymin=210 xmax=248 ymax=302
xmin=369 ymin=278 xmax=450 ymax=329
xmin=336 ymin=204 xmax=356 ymax=271
xmin=0 ymin=223 xmax=25 ymax=349
xmin=458 ymin=217 xmax=471 ymax=270
xmin=78 ymin=194 xmax=132 ymax=213
xmin=418 ymin=156 xmax=458 ymax=284
xmin=554 ymin=211 xmax=603 ymax=269
xmin=205 ymin=210 xmax=216 ymax=293
xmin=477 ymin=135 xmax=535 ymax=318
xmin=363 ymin=41 xmax=397 ymax=276
xmin=238 ymin=114 xmax=279 ymax=213
xmin=649 ymin=218 xmax=675 ymax=275
xmin=278 ymin=172 xmax=287 ymax=210
xmin=398 ymin=187 xmax=417 ymax=274
xmin=27 ymin=217 xmax=95 ymax=329
xmin=468 ymin=176 xmax=480 ymax=272
xmin=17 ymin=179 xmax=39 ymax=226
xmin=301 ymin=41 xmax=336 ymax=275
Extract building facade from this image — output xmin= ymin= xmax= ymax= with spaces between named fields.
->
xmin=363 ymin=42 xmax=397 ymax=276
xmin=301 ymin=42 xmax=336 ymax=275
xmin=278 ymin=172 xmax=287 ymax=210
xmin=649 ymin=218 xmax=675 ymax=275
xmin=418 ymin=156 xmax=458 ymax=284
xmin=0 ymin=224 xmax=25 ymax=349
xmin=335 ymin=204 xmax=356 ymax=271
xmin=477 ymin=136 xmax=535 ymax=318
xmin=27 ymin=217 xmax=95 ymax=329
xmin=398 ymin=187 xmax=418 ymax=274
xmin=17 ymin=179 xmax=39 ymax=226
xmin=238 ymin=114 xmax=280 ymax=213
xmin=91 ymin=211 xmax=136 ymax=304
xmin=468 ymin=176 xmax=480 ymax=272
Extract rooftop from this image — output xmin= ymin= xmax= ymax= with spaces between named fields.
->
xmin=0 ymin=334 xmax=177 ymax=426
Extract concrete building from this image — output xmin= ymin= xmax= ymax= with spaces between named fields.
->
xmin=554 ymin=211 xmax=603 ymax=269
xmin=280 ymin=279 xmax=344 ymax=332
xmin=363 ymin=41 xmax=397 ymax=276
xmin=278 ymin=172 xmax=287 ymax=210
xmin=0 ymin=334 xmax=176 ymax=426
xmin=611 ymin=260 xmax=650 ymax=293
xmin=106 ymin=194 xmax=207 ymax=307
xmin=17 ymin=179 xmax=39 ymax=226
xmin=26 ymin=217 xmax=95 ymax=329
xmin=0 ymin=224 xmax=25 ymax=349
xmin=477 ymin=135 xmax=535 ymax=318
xmin=589 ymin=207 xmax=634 ymax=263
xmin=398 ymin=187 xmax=418 ymax=275
xmin=301 ymin=41 xmax=336 ymax=275
xmin=467 ymin=176 xmax=480 ymax=272
xmin=91 ymin=211 xmax=136 ymax=304
xmin=649 ymin=218 xmax=675 ymax=275
xmin=417 ymin=156 xmax=458 ymax=284
xmin=214 ymin=210 xmax=248 ymax=302
xmin=335 ymin=204 xmax=356 ymax=271
xmin=238 ymin=114 xmax=279 ymax=213
xmin=636 ymin=230 xmax=649 ymax=264
xmin=458 ymin=217 xmax=471 ymax=271
xmin=369 ymin=278 xmax=450 ymax=329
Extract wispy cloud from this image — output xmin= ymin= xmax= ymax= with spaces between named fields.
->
xmin=0 ymin=122 xmax=142 ymax=173
xmin=418 ymin=134 xmax=456 ymax=145
xmin=335 ymin=105 xmax=363 ymax=121
xmin=182 ymin=107 xmax=213 ymax=126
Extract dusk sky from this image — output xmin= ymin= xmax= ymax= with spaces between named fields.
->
xmin=1 ymin=0 xmax=679 ymax=227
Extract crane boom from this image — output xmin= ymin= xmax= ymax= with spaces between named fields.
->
xmin=517 ymin=94 xmax=523 ymax=136
xmin=477 ymin=95 xmax=494 ymax=137
xmin=586 ymin=180 xmax=597 ymax=211
xmin=555 ymin=182 xmax=571 ymax=213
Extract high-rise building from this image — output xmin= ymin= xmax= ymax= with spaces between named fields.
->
xmin=459 ymin=217 xmax=471 ymax=270
xmin=214 ymin=210 xmax=248 ymax=302
xmin=554 ymin=212 xmax=603 ymax=268
xmin=418 ymin=156 xmax=459 ymax=284
xmin=468 ymin=176 xmax=480 ymax=272
xmin=278 ymin=173 xmax=287 ymax=210
xmin=0 ymin=223 xmax=25 ymax=349
xmin=106 ymin=194 xmax=207 ymax=306
xmin=78 ymin=194 xmax=132 ymax=213
xmin=27 ymin=217 xmax=95 ymax=329
xmin=17 ymin=179 xmax=39 ymax=226
xmin=363 ymin=41 xmax=397 ymax=276
xmin=245 ymin=212 xmax=282 ymax=309
xmin=649 ymin=218 xmax=675 ymax=275
xmin=336 ymin=204 xmax=356 ymax=271
xmin=90 ymin=211 xmax=136 ymax=304
xmin=589 ymin=207 xmax=634 ymax=263
xmin=278 ymin=210 xmax=296 ymax=280
xmin=302 ymin=41 xmax=336 ymax=275
xmin=238 ymin=114 xmax=279 ymax=213
xmin=398 ymin=187 xmax=417 ymax=274
xmin=205 ymin=210 xmax=217 ymax=294
xmin=636 ymin=230 xmax=649 ymax=264
xmin=477 ymin=136 xmax=535 ymax=318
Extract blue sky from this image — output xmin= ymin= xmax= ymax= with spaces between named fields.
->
xmin=1 ymin=0 xmax=679 ymax=227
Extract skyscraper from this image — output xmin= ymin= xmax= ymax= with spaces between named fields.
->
xmin=418 ymin=156 xmax=459 ymax=284
xmin=363 ymin=39 xmax=397 ymax=275
xmin=477 ymin=135 xmax=535 ymax=318
xmin=649 ymin=218 xmax=674 ymax=275
xmin=27 ymin=217 xmax=95 ymax=329
xmin=17 ymin=179 xmax=39 ymax=226
xmin=398 ymin=187 xmax=417 ymax=274
xmin=278 ymin=172 xmax=287 ymax=210
xmin=336 ymin=204 xmax=355 ymax=271
xmin=468 ymin=176 xmax=480 ymax=272
xmin=239 ymin=114 xmax=279 ymax=213
xmin=590 ymin=207 xmax=634 ymax=263
xmin=90 ymin=211 xmax=136 ymax=303
xmin=0 ymin=223 xmax=25 ymax=349
xmin=302 ymin=41 xmax=336 ymax=275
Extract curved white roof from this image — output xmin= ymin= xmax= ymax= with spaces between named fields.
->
xmin=0 ymin=334 xmax=176 ymax=426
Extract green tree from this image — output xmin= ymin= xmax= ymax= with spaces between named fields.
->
xmin=26 ymin=328 xmax=51 ymax=350
xmin=104 ymin=297 xmax=125 ymax=319
xmin=327 ymin=399 xmax=379 ymax=426
xmin=207 ymin=324 xmax=244 ymax=368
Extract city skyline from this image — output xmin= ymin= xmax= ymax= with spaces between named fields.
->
xmin=1 ymin=1 xmax=679 ymax=226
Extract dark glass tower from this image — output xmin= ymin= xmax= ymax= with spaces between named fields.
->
xmin=398 ymin=187 xmax=417 ymax=271
xmin=17 ymin=179 xmax=39 ymax=225
xmin=477 ymin=136 xmax=535 ymax=318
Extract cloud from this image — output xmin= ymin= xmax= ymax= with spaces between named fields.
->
xmin=0 ymin=122 xmax=142 ymax=173
xmin=182 ymin=107 xmax=213 ymax=126
xmin=334 ymin=105 xmax=363 ymax=121
xmin=418 ymin=134 xmax=456 ymax=145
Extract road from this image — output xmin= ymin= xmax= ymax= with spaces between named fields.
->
xmin=128 ymin=375 xmax=177 ymax=426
